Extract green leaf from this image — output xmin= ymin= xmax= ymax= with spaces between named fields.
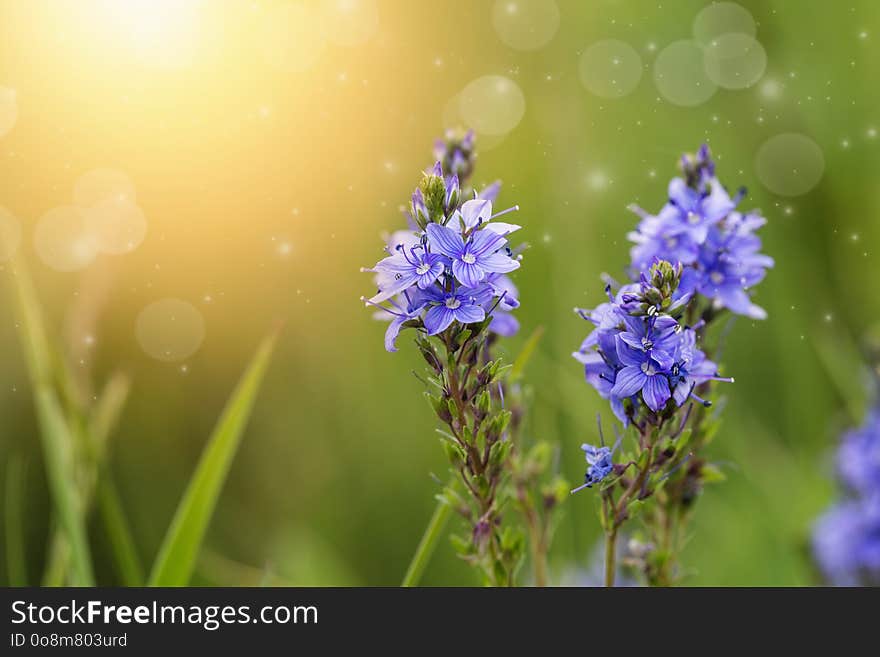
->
xmin=147 ymin=330 xmax=279 ymax=586
xmin=6 ymin=261 xmax=95 ymax=586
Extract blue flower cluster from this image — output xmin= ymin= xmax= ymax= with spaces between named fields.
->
xmin=628 ymin=145 xmax=774 ymax=320
xmin=573 ymin=260 xmax=731 ymax=428
xmin=363 ymin=158 xmax=523 ymax=351
xmin=813 ymin=407 xmax=880 ymax=586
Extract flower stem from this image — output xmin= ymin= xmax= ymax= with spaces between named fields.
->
xmin=604 ymin=526 xmax=618 ymax=588
xmin=401 ymin=495 xmax=452 ymax=587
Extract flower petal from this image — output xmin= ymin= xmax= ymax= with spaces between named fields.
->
xmin=478 ymin=252 xmax=520 ymax=274
xmin=416 ymin=260 xmax=446 ymax=289
xmin=642 ymin=374 xmax=671 ymax=412
xmin=373 ymin=252 xmax=413 ymax=274
xmin=482 ymin=222 xmax=522 ymax=235
xmin=453 ymin=303 xmax=485 ymax=325
xmin=489 ymin=311 xmax=519 ymax=337
xmin=423 ymin=305 xmax=455 ymax=335
xmin=477 ymin=181 xmax=501 ymax=201
xmin=384 ymin=315 xmax=409 ymax=352
xmin=610 ymin=365 xmax=646 ymax=398
xmin=452 ymin=260 xmax=484 ymax=287
xmin=425 ymin=223 xmax=464 ymax=258
xmin=460 ymin=198 xmax=492 ymax=229
xmin=367 ymin=273 xmax=418 ymax=305
xmin=615 ymin=337 xmax=645 ymax=367
xmin=468 ymin=229 xmax=507 ymax=257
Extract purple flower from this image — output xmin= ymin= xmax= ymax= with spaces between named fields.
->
xmin=426 ymin=222 xmax=520 ymax=288
xmin=611 ymin=349 xmax=671 ymax=413
xmin=667 ymin=326 xmax=730 ymax=406
xmin=663 ymin=175 xmax=736 ymax=243
xmin=813 ymin=403 xmax=880 ymax=585
xmin=837 ymin=409 xmax=880 ymax=497
xmin=421 ymin=284 xmax=490 ymax=335
xmin=573 ymin=262 xmax=731 ymax=419
xmin=813 ymin=497 xmax=880 ymax=586
xmin=368 ymin=244 xmax=446 ymax=304
xmin=617 ymin=315 xmax=679 ymax=370
xmin=628 ymin=218 xmax=700 ymax=271
xmin=380 ymin=294 xmax=425 ymax=353
xmin=571 ymin=443 xmax=616 ymax=492
xmin=627 ymin=146 xmax=772 ymax=320
xmin=484 ymin=274 xmax=520 ymax=337
xmin=363 ymin=137 xmax=524 ymax=351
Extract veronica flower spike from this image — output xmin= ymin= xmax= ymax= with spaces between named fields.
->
xmin=363 ymin=132 xmax=548 ymax=587
xmin=571 ymin=145 xmax=772 ymax=587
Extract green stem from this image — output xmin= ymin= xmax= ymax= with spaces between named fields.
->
xmin=401 ymin=497 xmax=453 ymax=587
xmin=604 ymin=526 xmax=617 ymax=588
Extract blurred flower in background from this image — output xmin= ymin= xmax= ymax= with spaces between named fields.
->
xmin=813 ymin=405 xmax=880 ymax=586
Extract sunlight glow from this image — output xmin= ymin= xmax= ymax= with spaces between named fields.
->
xmin=97 ymin=0 xmax=202 ymax=67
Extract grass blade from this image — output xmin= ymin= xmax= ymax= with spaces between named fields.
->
xmin=4 ymin=456 xmax=28 ymax=586
xmin=97 ymin=477 xmax=145 ymax=585
xmin=401 ymin=494 xmax=452 ymax=587
xmin=88 ymin=372 xmax=145 ymax=585
xmin=147 ymin=330 xmax=279 ymax=586
xmin=6 ymin=261 xmax=95 ymax=586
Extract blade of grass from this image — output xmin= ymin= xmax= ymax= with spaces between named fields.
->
xmin=7 ymin=261 xmax=95 ymax=586
xmin=147 ymin=330 xmax=279 ymax=586
xmin=88 ymin=373 xmax=131 ymax=458
xmin=87 ymin=372 xmax=145 ymax=585
xmin=5 ymin=456 xmax=28 ymax=586
xmin=401 ymin=494 xmax=452 ymax=587
xmin=97 ymin=477 xmax=145 ymax=585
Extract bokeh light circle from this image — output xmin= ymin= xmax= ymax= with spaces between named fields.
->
xmin=755 ymin=133 xmax=825 ymax=196
xmin=0 ymin=207 xmax=22 ymax=262
xmin=74 ymin=169 xmax=137 ymax=207
xmin=578 ymin=39 xmax=643 ymax=99
xmin=34 ymin=206 xmax=98 ymax=272
xmin=458 ymin=76 xmax=526 ymax=137
xmin=85 ymin=196 xmax=147 ymax=255
xmin=491 ymin=0 xmax=560 ymax=51
xmin=0 ymin=87 xmax=17 ymax=137
xmin=136 ymin=298 xmax=206 ymax=362
xmin=259 ymin=2 xmax=327 ymax=72
xmin=321 ymin=0 xmax=379 ymax=47
xmin=693 ymin=2 xmax=756 ymax=47
xmin=441 ymin=94 xmax=507 ymax=152
xmin=703 ymin=33 xmax=766 ymax=89
xmin=653 ymin=40 xmax=718 ymax=106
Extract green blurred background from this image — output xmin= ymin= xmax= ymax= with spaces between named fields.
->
xmin=1 ymin=0 xmax=879 ymax=586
